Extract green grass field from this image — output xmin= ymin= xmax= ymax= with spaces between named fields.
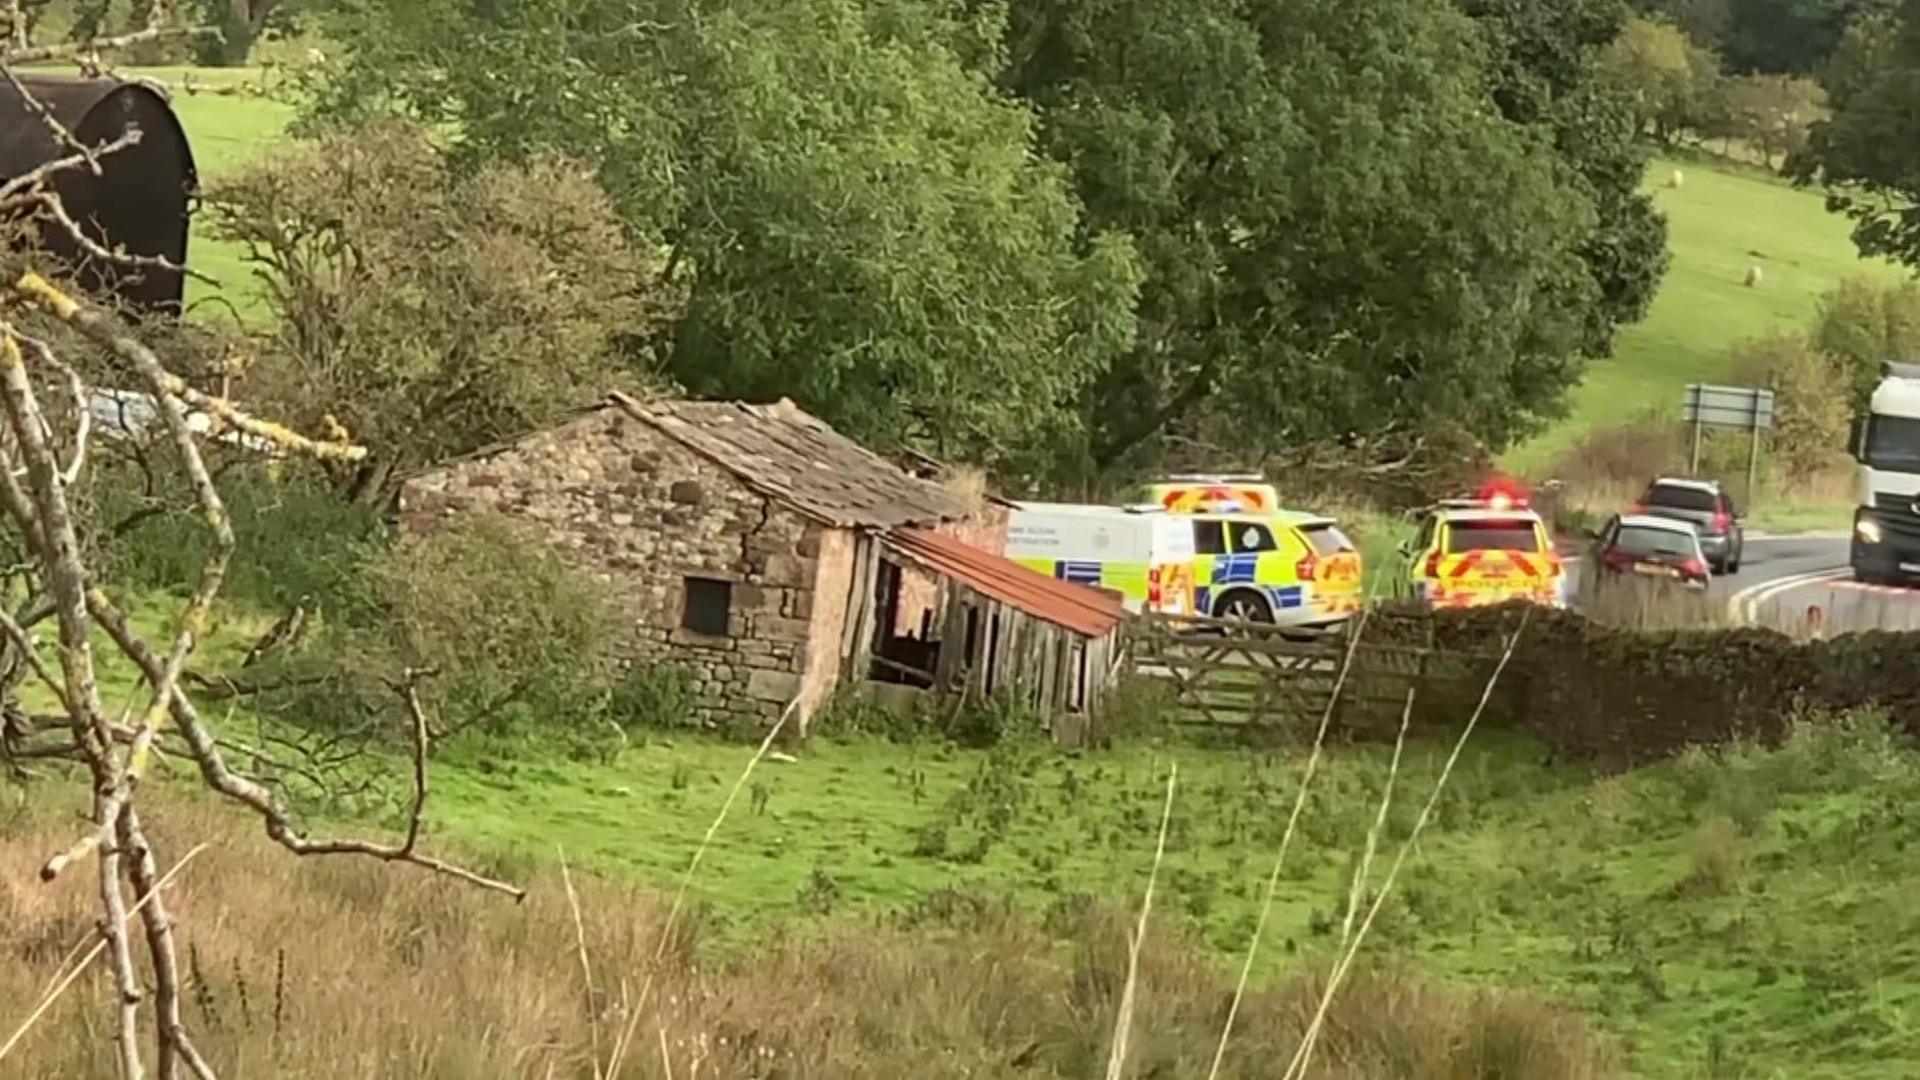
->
xmin=1509 ymin=157 xmax=1903 ymax=476
xmin=407 ymin=715 xmax=1920 ymax=1079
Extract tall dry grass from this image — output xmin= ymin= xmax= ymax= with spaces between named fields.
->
xmin=0 ymin=788 xmax=1620 ymax=1079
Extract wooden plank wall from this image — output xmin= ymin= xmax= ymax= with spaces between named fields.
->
xmin=921 ymin=578 xmax=1119 ymax=722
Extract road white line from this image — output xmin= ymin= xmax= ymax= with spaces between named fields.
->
xmin=1727 ymin=568 xmax=1850 ymax=625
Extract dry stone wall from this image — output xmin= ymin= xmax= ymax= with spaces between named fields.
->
xmin=399 ymin=407 xmax=844 ymax=730
xmin=1355 ymin=604 xmax=1920 ymax=767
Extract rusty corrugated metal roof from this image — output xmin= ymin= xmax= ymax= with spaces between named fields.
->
xmin=886 ymin=527 xmax=1126 ymax=639
xmin=609 ymin=392 xmax=971 ymax=529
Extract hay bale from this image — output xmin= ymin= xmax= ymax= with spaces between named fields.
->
xmin=1667 ymin=168 xmax=1685 ymax=190
xmin=1744 ymin=265 xmax=1763 ymax=287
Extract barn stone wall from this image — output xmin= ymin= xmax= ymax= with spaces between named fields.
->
xmin=398 ymin=408 xmax=845 ymax=730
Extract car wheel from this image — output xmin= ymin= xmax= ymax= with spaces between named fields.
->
xmin=1214 ymin=590 xmax=1275 ymax=624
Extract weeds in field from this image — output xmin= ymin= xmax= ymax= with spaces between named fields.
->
xmin=1683 ymin=817 xmax=1748 ymax=896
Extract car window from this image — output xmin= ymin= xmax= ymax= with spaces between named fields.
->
xmin=1193 ymin=520 xmax=1225 ymax=555
xmin=1301 ymin=523 xmax=1354 ymax=556
xmin=1613 ymin=525 xmax=1699 ymax=558
xmin=1445 ymin=520 xmax=1541 ymax=553
xmin=1644 ymin=483 xmax=1717 ymax=512
xmin=1413 ymin=516 xmax=1437 ymax=553
xmin=1226 ymin=522 xmax=1278 ymax=553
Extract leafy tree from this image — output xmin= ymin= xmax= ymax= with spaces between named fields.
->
xmin=1788 ymin=2 xmax=1920 ymax=265
xmin=1604 ymin=15 xmax=1720 ymax=141
xmin=1722 ymin=73 xmax=1826 ymax=162
xmin=204 ymin=120 xmax=674 ymax=501
xmin=995 ymin=0 xmax=1611 ymax=478
xmin=303 ymin=0 xmax=1141 ymax=484
xmin=1453 ymin=0 xmax=1670 ymax=366
xmin=1638 ymin=0 xmax=1897 ymax=72
xmin=192 ymin=0 xmax=300 ymax=65
xmin=1728 ymin=331 xmax=1852 ymax=474
xmin=1810 ymin=276 xmax=1920 ymax=405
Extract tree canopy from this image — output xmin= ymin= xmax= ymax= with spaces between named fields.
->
xmin=205 ymin=120 xmax=674 ymax=500
xmin=1789 ymin=2 xmax=1920 ymax=267
xmin=1001 ymin=0 xmax=1648 ymax=477
xmin=306 ymin=0 xmax=1141 ymax=483
xmin=305 ymin=0 xmax=1661 ymax=489
xmin=1636 ymin=0 xmax=1897 ymax=73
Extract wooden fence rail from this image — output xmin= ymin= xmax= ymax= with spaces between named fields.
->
xmin=1126 ymin=611 xmax=1505 ymax=730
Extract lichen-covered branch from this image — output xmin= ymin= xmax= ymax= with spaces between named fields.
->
xmin=0 ymin=58 xmax=519 ymax=1075
xmin=0 ymin=24 xmax=216 ymax=65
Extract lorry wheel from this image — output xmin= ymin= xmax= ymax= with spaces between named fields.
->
xmin=1215 ymin=590 xmax=1275 ymax=624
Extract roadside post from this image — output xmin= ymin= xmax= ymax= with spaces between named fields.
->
xmin=1680 ymin=383 xmax=1775 ymax=504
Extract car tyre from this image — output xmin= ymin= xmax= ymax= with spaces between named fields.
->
xmin=1214 ymin=589 xmax=1275 ymax=624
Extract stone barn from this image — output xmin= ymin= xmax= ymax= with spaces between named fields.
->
xmin=398 ymin=393 xmax=1119 ymax=733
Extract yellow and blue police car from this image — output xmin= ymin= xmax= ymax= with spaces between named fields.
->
xmin=1144 ymin=477 xmax=1365 ymax=630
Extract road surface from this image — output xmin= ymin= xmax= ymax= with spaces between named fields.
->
xmin=1576 ymin=532 xmax=1920 ymax=633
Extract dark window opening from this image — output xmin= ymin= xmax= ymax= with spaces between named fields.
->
xmin=1302 ymin=523 xmax=1355 ymax=555
xmin=1193 ymin=520 xmax=1226 ymax=555
xmin=1445 ymin=520 xmax=1540 ymax=553
xmin=1643 ymin=483 xmax=1718 ymax=512
xmin=1866 ymin=415 xmax=1920 ymax=474
xmin=682 ymin=577 xmax=732 ymax=636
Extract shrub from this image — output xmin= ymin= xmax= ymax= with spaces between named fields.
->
xmin=1810 ymin=276 xmax=1920 ymax=410
xmin=206 ymin=119 xmax=676 ymax=502
xmin=604 ymin=664 xmax=698 ymax=731
xmin=274 ymin=513 xmax=616 ymax=740
xmin=94 ymin=465 xmax=383 ymax=613
xmin=813 ymin=686 xmax=932 ymax=743
xmin=1544 ymin=412 xmax=1678 ymax=505
xmin=1766 ymin=707 xmax=1916 ymax=796
xmin=1727 ymin=331 xmax=1851 ymax=480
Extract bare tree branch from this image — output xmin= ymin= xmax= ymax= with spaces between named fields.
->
xmin=1 ymin=24 xmax=215 ymax=65
xmin=0 ymin=62 xmax=103 ymax=175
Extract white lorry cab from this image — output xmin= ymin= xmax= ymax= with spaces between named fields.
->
xmin=1848 ymin=361 xmax=1920 ymax=583
xmin=1006 ymin=503 xmax=1198 ymax=615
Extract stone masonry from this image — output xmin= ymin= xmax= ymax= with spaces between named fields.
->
xmin=399 ymin=407 xmax=839 ymax=730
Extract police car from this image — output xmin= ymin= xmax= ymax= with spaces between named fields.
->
xmin=1400 ymin=483 xmax=1566 ymax=610
xmin=1143 ymin=476 xmax=1365 ymax=630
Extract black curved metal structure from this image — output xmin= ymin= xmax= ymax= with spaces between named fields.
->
xmin=0 ymin=73 xmax=197 ymax=314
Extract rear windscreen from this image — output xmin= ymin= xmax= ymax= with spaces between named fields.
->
xmin=1301 ymin=524 xmax=1355 ymax=556
xmin=1615 ymin=526 xmax=1696 ymax=558
xmin=1445 ymin=521 xmax=1540 ymax=553
xmin=1644 ymin=484 xmax=1716 ymax=512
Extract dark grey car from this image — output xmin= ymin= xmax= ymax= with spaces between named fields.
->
xmin=1633 ymin=477 xmax=1744 ymax=574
